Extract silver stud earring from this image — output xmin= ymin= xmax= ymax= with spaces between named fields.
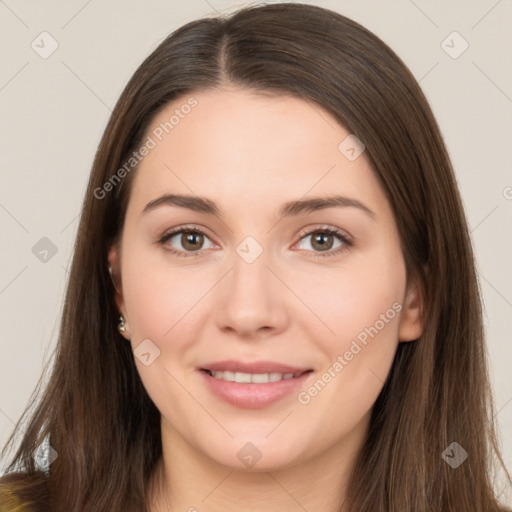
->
xmin=118 ymin=315 xmax=127 ymax=334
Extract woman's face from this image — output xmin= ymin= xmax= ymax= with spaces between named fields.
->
xmin=109 ymin=87 xmax=423 ymax=471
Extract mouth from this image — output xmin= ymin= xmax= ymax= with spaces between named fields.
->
xmin=197 ymin=360 xmax=314 ymax=409
xmin=201 ymin=369 xmax=311 ymax=383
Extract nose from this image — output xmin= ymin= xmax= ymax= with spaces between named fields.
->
xmin=214 ymin=246 xmax=290 ymax=339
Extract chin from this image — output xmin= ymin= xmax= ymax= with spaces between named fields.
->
xmin=196 ymin=434 xmax=307 ymax=472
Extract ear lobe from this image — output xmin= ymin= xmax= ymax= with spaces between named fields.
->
xmin=398 ymin=273 xmax=426 ymax=342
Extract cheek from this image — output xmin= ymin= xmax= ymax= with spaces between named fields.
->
xmin=122 ymin=241 xmax=214 ymax=342
xmin=290 ymin=248 xmax=405 ymax=350
xmin=121 ymin=255 xmax=214 ymax=427
xmin=291 ymin=248 xmax=405 ymax=420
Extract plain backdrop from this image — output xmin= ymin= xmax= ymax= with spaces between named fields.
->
xmin=1 ymin=0 xmax=511 ymax=501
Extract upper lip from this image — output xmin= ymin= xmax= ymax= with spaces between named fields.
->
xmin=199 ymin=360 xmax=312 ymax=374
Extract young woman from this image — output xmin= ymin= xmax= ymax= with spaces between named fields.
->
xmin=1 ymin=3 xmax=510 ymax=511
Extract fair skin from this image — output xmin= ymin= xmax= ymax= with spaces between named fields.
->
xmin=108 ymin=87 xmax=424 ymax=512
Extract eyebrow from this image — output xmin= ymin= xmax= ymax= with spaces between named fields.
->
xmin=141 ymin=193 xmax=376 ymax=220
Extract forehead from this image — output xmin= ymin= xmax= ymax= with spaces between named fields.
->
xmin=126 ymin=88 xmax=391 ymax=221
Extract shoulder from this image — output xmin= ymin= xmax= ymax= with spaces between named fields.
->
xmin=0 ymin=472 xmax=49 ymax=512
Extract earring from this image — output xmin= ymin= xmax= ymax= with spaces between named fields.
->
xmin=118 ymin=315 xmax=127 ymax=334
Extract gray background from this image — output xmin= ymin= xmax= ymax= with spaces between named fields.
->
xmin=1 ymin=0 xmax=511 ymax=501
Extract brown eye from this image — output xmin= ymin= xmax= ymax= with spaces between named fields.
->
xmin=310 ymin=232 xmax=335 ymax=251
xmin=296 ymin=229 xmax=345 ymax=253
xmin=160 ymin=227 xmax=215 ymax=256
xmin=181 ymin=231 xmax=204 ymax=251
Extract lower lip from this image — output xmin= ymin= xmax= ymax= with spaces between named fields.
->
xmin=199 ymin=370 xmax=312 ymax=409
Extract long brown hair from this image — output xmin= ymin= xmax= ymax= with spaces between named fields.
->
xmin=1 ymin=3 xmax=510 ymax=511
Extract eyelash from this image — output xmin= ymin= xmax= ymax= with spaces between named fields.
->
xmin=157 ymin=224 xmax=353 ymax=259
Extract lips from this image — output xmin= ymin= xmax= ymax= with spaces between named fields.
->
xmin=199 ymin=360 xmax=311 ymax=374
xmin=198 ymin=359 xmax=314 ymax=408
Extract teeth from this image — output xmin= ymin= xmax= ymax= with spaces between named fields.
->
xmin=208 ymin=370 xmax=299 ymax=383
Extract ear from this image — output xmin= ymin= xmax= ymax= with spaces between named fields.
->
xmin=398 ymin=270 xmax=426 ymax=342
xmin=107 ymin=244 xmax=127 ymax=320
